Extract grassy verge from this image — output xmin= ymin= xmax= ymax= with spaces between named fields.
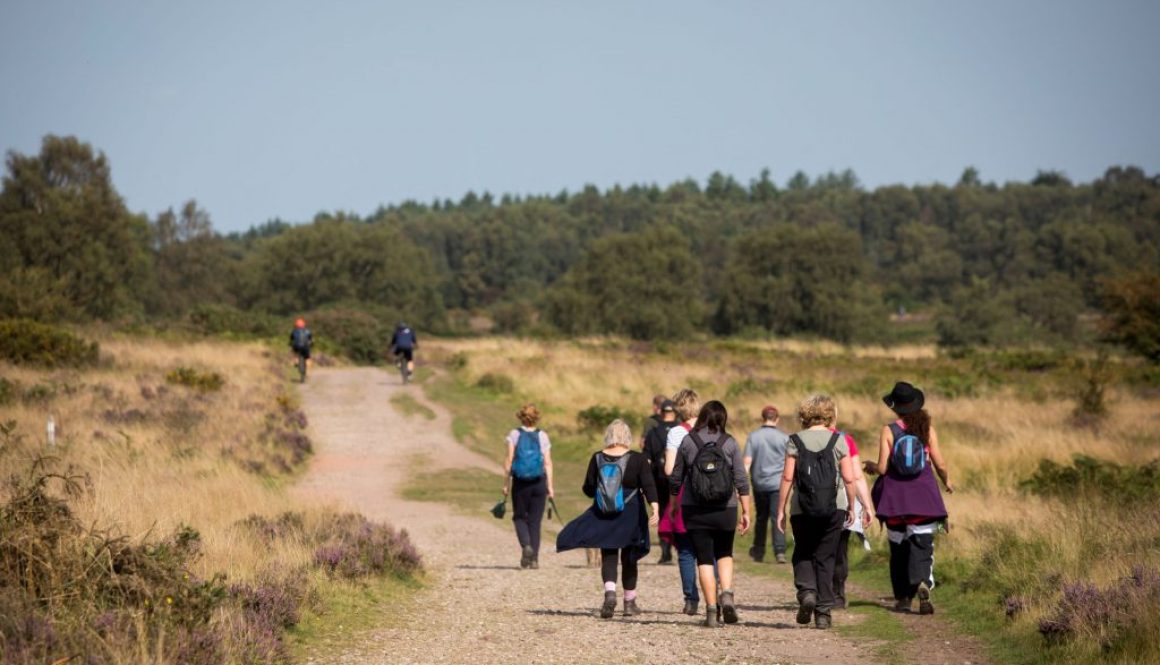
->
xmin=390 ymin=392 xmax=436 ymax=420
xmin=291 ymin=574 xmax=423 ymax=658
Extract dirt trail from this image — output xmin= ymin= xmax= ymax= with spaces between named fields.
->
xmin=292 ymin=367 xmax=878 ymax=664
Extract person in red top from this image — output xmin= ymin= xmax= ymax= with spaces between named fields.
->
xmin=869 ymin=382 xmax=954 ymax=615
xmin=830 ymin=428 xmax=872 ymax=610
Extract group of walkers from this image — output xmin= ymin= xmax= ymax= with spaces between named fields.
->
xmin=503 ymin=382 xmax=953 ymax=629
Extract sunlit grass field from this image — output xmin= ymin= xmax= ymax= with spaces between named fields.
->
xmin=418 ymin=336 xmax=1160 ymax=665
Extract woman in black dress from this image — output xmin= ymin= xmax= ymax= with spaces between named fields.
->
xmin=557 ymin=419 xmax=660 ymax=618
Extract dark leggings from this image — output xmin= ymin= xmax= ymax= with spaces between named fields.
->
xmin=601 ymin=548 xmax=639 ymax=590
xmin=511 ymin=476 xmax=547 ymax=554
xmin=888 ymin=528 xmax=935 ymax=600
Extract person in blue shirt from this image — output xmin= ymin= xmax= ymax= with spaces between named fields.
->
xmin=389 ymin=321 xmax=418 ymax=377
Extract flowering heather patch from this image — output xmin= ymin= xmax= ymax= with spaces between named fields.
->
xmin=1038 ymin=566 xmax=1160 ymax=652
xmin=311 ymin=513 xmax=422 ymax=580
xmin=239 ymin=511 xmax=422 ymax=581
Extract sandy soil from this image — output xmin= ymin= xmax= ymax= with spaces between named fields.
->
xmin=291 ymin=367 xmax=908 ymax=664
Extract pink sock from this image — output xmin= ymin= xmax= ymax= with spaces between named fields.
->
xmin=604 ymin=582 xmax=616 ymax=592
xmin=625 ymin=590 xmax=637 ymax=601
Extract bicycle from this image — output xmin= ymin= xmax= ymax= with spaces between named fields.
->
xmin=394 ymin=353 xmax=411 ymax=384
xmin=296 ymin=353 xmax=308 ymax=383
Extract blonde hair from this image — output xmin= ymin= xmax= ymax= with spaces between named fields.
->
xmin=603 ymin=419 xmax=633 ymax=447
xmin=672 ymin=388 xmax=701 ymax=421
xmin=516 ymin=403 xmax=541 ymax=427
xmin=798 ymin=394 xmax=837 ymax=428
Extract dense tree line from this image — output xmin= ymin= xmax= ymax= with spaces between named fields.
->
xmin=1 ymin=135 xmax=1157 ymax=356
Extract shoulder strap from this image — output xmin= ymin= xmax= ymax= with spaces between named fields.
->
xmin=689 ymin=431 xmax=704 ymax=448
xmin=789 ymin=433 xmax=805 ymax=450
xmin=823 ymin=431 xmax=841 ymax=453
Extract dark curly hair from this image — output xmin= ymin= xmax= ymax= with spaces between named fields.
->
xmin=900 ymin=409 xmax=931 ymax=444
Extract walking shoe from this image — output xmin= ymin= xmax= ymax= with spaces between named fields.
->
xmin=748 ymin=547 xmax=764 ymax=563
xmin=704 ymin=604 xmax=721 ymax=628
xmin=600 ymin=591 xmax=617 ymax=619
xmin=815 ymin=613 xmax=832 ymax=629
xmin=682 ymin=599 xmax=699 ymax=616
xmin=519 ymin=545 xmax=534 ymax=569
xmin=719 ymin=590 xmax=739 ymax=624
xmin=529 ymin=556 xmax=539 ymax=570
xmin=893 ymin=597 xmax=913 ymax=613
xmin=796 ymin=592 xmax=817 ymax=625
xmin=657 ymin=554 xmax=674 ymax=565
xmin=775 ymin=552 xmax=787 ymax=564
xmin=623 ymin=598 xmax=641 ymax=617
xmin=917 ymin=582 xmax=934 ymax=615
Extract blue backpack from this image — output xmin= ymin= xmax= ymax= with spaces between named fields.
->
xmin=595 ymin=452 xmax=637 ymax=514
xmin=511 ymin=429 xmax=544 ymax=480
xmin=889 ymin=423 xmax=927 ymax=477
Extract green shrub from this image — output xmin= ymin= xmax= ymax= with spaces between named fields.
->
xmin=475 ymin=372 xmax=515 ymax=394
xmin=0 ymin=319 xmax=99 ymax=368
xmin=185 ymin=304 xmax=281 ymax=338
xmin=0 ymin=378 xmax=15 ymax=406
xmin=577 ymin=404 xmax=638 ymax=432
xmin=306 ymin=308 xmax=390 ymax=365
xmin=1020 ymin=455 xmax=1160 ymax=505
xmin=165 ymin=367 xmax=225 ymax=392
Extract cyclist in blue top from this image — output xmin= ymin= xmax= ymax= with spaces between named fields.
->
xmin=389 ymin=321 xmax=418 ymax=377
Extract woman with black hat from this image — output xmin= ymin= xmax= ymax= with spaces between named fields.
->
xmin=871 ymin=381 xmax=953 ymax=615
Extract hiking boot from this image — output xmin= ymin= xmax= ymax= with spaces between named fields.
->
xmin=682 ymin=599 xmax=699 ymax=616
xmin=719 ymin=590 xmax=739 ymax=624
xmin=797 ymin=592 xmax=817 ymax=625
xmin=623 ymin=598 xmax=641 ymax=617
xmin=917 ymin=582 xmax=934 ymax=615
xmin=894 ymin=597 xmax=913 ymax=613
xmin=519 ymin=545 xmax=534 ymax=569
xmin=748 ymin=547 xmax=764 ymax=563
xmin=775 ymin=552 xmax=787 ymax=564
xmin=704 ymin=605 xmax=721 ymax=628
xmin=600 ymin=591 xmax=617 ymax=619
xmin=815 ymin=612 xmax=832 ymax=629
xmin=657 ymin=553 xmax=674 ymax=565
xmin=529 ymin=556 xmax=539 ymax=570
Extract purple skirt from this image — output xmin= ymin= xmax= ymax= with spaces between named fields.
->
xmin=871 ymin=465 xmax=948 ymax=522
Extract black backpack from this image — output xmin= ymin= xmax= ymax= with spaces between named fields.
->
xmin=291 ymin=328 xmax=311 ymax=352
xmin=791 ymin=432 xmax=841 ymax=517
xmin=644 ymin=422 xmax=675 ymax=485
xmin=688 ymin=432 xmax=734 ymax=505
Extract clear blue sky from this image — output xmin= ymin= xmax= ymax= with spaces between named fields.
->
xmin=2 ymin=1 xmax=1158 ymax=233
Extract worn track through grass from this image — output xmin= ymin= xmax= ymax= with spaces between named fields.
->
xmin=293 ymin=366 xmax=881 ymax=664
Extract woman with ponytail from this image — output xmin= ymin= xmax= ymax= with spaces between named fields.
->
xmin=871 ymin=382 xmax=953 ymax=615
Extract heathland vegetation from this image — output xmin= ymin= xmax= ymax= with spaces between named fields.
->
xmin=414 ymin=338 xmax=1159 ymax=665
xmin=3 ymin=133 xmax=1159 ymax=664
xmin=0 ymin=329 xmax=420 ymax=663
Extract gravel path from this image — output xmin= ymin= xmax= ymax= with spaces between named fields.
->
xmin=292 ymin=367 xmax=879 ymax=665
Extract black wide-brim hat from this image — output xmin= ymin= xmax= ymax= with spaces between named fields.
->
xmin=883 ymin=381 xmax=925 ymax=414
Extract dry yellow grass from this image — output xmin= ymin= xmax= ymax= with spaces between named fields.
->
xmin=0 ymin=335 xmax=323 ymax=579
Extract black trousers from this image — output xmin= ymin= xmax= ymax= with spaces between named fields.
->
xmin=511 ymin=476 xmax=547 ymax=555
xmin=833 ymin=529 xmax=851 ymax=607
xmin=888 ymin=528 xmax=935 ymax=600
xmin=601 ymin=548 xmax=639 ymax=590
xmin=790 ymin=511 xmax=845 ymax=616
